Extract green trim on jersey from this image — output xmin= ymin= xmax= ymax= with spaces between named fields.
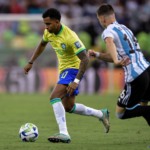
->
xmin=75 ymin=48 xmax=86 ymax=55
xmin=56 ymin=25 xmax=64 ymax=35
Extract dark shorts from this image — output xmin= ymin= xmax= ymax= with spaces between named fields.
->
xmin=57 ymin=68 xmax=79 ymax=96
xmin=117 ymin=66 xmax=150 ymax=108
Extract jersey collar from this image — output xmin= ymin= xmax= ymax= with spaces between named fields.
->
xmin=56 ymin=24 xmax=64 ymax=35
xmin=106 ymin=21 xmax=118 ymax=28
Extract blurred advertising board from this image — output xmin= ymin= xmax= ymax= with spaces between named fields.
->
xmin=0 ymin=67 xmax=124 ymax=94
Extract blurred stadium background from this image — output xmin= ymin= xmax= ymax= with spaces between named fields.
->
xmin=0 ymin=1 xmax=150 ymax=149
xmin=0 ymin=0 xmax=150 ymax=94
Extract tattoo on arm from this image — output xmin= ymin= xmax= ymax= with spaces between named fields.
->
xmin=76 ymin=50 xmax=89 ymax=80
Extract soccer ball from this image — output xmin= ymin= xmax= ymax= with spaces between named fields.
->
xmin=19 ymin=123 xmax=39 ymax=142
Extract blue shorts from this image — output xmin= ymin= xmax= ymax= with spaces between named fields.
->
xmin=57 ymin=68 xmax=79 ymax=96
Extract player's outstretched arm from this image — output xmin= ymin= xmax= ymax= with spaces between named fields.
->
xmin=88 ymin=49 xmax=113 ymax=62
xmin=88 ymin=37 xmax=130 ymax=66
xmin=24 ymin=39 xmax=47 ymax=74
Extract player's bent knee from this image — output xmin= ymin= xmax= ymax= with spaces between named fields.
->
xmin=65 ymin=106 xmax=74 ymax=112
xmin=65 ymin=107 xmax=71 ymax=112
xmin=116 ymin=105 xmax=125 ymax=119
xmin=68 ymin=104 xmax=76 ymax=113
xmin=116 ymin=112 xmax=124 ymax=119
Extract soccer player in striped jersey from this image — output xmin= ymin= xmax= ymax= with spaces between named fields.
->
xmin=24 ymin=8 xmax=110 ymax=143
xmin=88 ymin=3 xmax=150 ymax=126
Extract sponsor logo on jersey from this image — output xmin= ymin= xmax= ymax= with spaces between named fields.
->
xmin=74 ymin=41 xmax=81 ymax=49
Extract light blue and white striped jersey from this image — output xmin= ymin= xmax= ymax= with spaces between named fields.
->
xmin=102 ymin=21 xmax=149 ymax=82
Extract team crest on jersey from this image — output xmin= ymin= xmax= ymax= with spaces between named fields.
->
xmin=74 ymin=41 xmax=81 ymax=49
xmin=61 ymin=43 xmax=66 ymax=50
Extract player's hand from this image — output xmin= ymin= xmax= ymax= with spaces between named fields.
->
xmin=24 ymin=63 xmax=32 ymax=74
xmin=114 ymin=57 xmax=131 ymax=66
xmin=88 ymin=49 xmax=97 ymax=58
xmin=66 ymin=82 xmax=78 ymax=96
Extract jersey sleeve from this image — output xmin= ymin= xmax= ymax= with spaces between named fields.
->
xmin=42 ymin=29 xmax=49 ymax=42
xmin=102 ymin=28 xmax=114 ymax=40
xmin=69 ymin=32 xmax=86 ymax=55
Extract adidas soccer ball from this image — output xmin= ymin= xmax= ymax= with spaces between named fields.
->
xmin=19 ymin=123 xmax=39 ymax=142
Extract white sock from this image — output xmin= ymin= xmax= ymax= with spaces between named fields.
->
xmin=73 ymin=103 xmax=103 ymax=118
xmin=50 ymin=98 xmax=69 ymax=136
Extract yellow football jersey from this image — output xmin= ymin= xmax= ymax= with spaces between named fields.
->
xmin=43 ymin=24 xmax=86 ymax=73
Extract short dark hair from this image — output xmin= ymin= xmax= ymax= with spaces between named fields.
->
xmin=97 ymin=3 xmax=114 ymax=16
xmin=42 ymin=8 xmax=61 ymax=21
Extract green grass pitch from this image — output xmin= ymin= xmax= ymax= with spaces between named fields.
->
xmin=0 ymin=93 xmax=149 ymax=150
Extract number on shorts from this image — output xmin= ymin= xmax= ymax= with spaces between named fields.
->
xmin=118 ymin=89 xmax=126 ymax=102
xmin=61 ymin=71 xmax=68 ymax=79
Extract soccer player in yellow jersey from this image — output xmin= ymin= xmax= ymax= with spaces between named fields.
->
xmin=24 ymin=8 xmax=110 ymax=143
